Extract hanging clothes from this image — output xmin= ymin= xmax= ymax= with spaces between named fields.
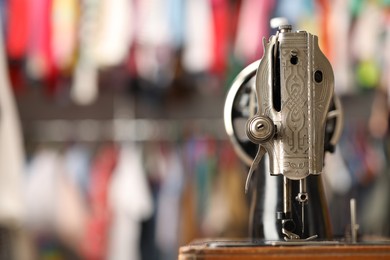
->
xmin=107 ymin=144 xmax=153 ymax=260
xmin=0 ymin=33 xmax=29 ymax=256
xmin=63 ymin=144 xmax=92 ymax=198
xmin=381 ymin=14 xmax=390 ymax=106
xmin=24 ymin=149 xmax=59 ymax=232
xmin=82 ymin=144 xmax=118 ymax=260
xmin=167 ymin=0 xmax=185 ymax=49
xmin=350 ymin=1 xmax=383 ymax=89
xmin=134 ymin=0 xmax=175 ymax=88
xmin=210 ymin=0 xmax=229 ymax=78
xmin=93 ymin=0 xmax=133 ymax=67
xmin=6 ymin=0 xmax=29 ymax=59
xmin=234 ymin=0 xmax=274 ymax=64
xmin=56 ymin=147 xmax=89 ymax=254
xmin=327 ymin=0 xmax=353 ymax=94
xmin=71 ymin=0 xmax=100 ymax=105
xmin=51 ymin=0 xmax=79 ymax=73
xmin=182 ymin=0 xmax=214 ymax=73
xmin=202 ymin=142 xmax=248 ymax=238
xmin=0 ymin=13 xmax=25 ymax=228
xmin=25 ymin=147 xmax=88 ymax=256
xmin=155 ymin=145 xmax=184 ymax=260
xmin=26 ymin=0 xmax=58 ymax=94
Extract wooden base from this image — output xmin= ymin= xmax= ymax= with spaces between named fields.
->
xmin=179 ymin=239 xmax=390 ymax=260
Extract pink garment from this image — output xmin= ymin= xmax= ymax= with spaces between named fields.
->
xmin=210 ymin=0 xmax=229 ymax=77
xmin=26 ymin=0 xmax=58 ymax=95
xmin=82 ymin=145 xmax=118 ymax=260
xmin=234 ymin=0 xmax=274 ymax=64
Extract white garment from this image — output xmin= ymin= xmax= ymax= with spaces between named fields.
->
xmin=134 ymin=0 xmax=174 ymax=84
xmin=24 ymin=149 xmax=59 ymax=231
xmin=324 ymin=146 xmax=352 ymax=196
xmin=328 ymin=0 xmax=353 ymax=95
xmin=350 ymin=2 xmax=384 ymax=62
xmin=182 ymin=0 xmax=213 ymax=73
xmin=0 ymin=16 xmax=25 ymax=227
xmin=108 ymin=145 xmax=153 ymax=260
xmin=71 ymin=0 xmax=100 ymax=105
xmin=93 ymin=0 xmax=133 ymax=67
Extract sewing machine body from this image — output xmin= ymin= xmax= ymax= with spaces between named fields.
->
xmin=225 ymin=25 xmax=342 ymax=242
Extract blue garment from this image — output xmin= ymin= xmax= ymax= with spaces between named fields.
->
xmin=63 ymin=144 xmax=91 ymax=198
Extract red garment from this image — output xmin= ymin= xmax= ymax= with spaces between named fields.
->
xmin=235 ymin=0 xmax=275 ymax=64
xmin=27 ymin=0 xmax=58 ymax=95
xmin=6 ymin=0 xmax=30 ymax=93
xmin=317 ymin=0 xmax=331 ymax=59
xmin=210 ymin=0 xmax=229 ymax=77
xmin=6 ymin=0 xmax=29 ymax=59
xmin=82 ymin=145 xmax=118 ymax=260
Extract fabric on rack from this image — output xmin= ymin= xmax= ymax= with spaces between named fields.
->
xmin=107 ymin=144 xmax=153 ymax=260
xmin=351 ymin=1 xmax=382 ymax=89
xmin=381 ymin=16 xmax=390 ymax=106
xmin=56 ymin=150 xmax=89 ymax=255
xmin=323 ymin=145 xmax=352 ymax=198
xmin=26 ymin=0 xmax=58 ymax=94
xmin=140 ymin=142 xmax=163 ymax=260
xmin=179 ymin=178 xmax=197 ymax=245
xmin=63 ymin=144 xmax=92 ymax=198
xmin=25 ymin=147 xmax=87 ymax=255
xmin=155 ymin=146 xmax=184 ymax=260
xmin=6 ymin=0 xmax=29 ymax=59
xmin=0 ymin=15 xmax=33 ymax=253
xmin=25 ymin=149 xmax=59 ymax=231
xmin=210 ymin=0 xmax=229 ymax=77
xmin=134 ymin=0 xmax=174 ymax=87
xmin=0 ymin=14 xmax=25 ymax=228
xmin=179 ymin=139 xmax=198 ymax=245
xmin=51 ymin=0 xmax=78 ymax=72
xmin=361 ymin=138 xmax=390 ymax=236
xmin=71 ymin=0 xmax=100 ymax=105
xmin=183 ymin=0 xmax=213 ymax=73
xmin=316 ymin=0 xmax=330 ymax=57
xmin=234 ymin=0 xmax=274 ymax=64
xmin=167 ymin=0 xmax=185 ymax=48
xmin=327 ymin=0 xmax=353 ymax=94
xmin=273 ymin=0 xmax=304 ymax=28
xmin=82 ymin=144 xmax=118 ymax=260
xmin=202 ymin=143 xmax=248 ymax=237
xmin=194 ymin=139 xmax=211 ymax=222
xmin=93 ymin=0 xmax=133 ymax=67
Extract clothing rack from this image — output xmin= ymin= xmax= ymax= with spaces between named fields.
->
xmin=27 ymin=118 xmax=227 ymax=143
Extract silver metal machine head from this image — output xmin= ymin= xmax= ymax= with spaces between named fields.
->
xmin=247 ymin=25 xmax=334 ymax=180
xmin=224 ymin=25 xmax=343 ymax=241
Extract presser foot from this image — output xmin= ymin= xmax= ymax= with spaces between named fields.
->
xmin=282 ymin=227 xmax=318 ymax=242
xmin=284 ymin=234 xmax=318 ymax=242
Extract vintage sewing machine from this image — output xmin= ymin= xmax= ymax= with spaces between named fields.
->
xmin=179 ymin=25 xmax=390 ymax=259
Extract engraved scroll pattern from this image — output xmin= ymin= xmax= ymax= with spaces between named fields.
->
xmin=281 ymin=47 xmax=309 ymax=157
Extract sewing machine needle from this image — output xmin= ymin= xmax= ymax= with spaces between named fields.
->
xmin=298 ymin=178 xmax=307 ymax=235
xmin=302 ymin=203 xmax=305 ymax=235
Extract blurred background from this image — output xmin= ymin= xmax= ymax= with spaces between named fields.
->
xmin=0 ymin=0 xmax=390 ymax=259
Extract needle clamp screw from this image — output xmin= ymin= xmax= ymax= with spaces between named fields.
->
xmin=246 ymin=116 xmax=275 ymax=143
